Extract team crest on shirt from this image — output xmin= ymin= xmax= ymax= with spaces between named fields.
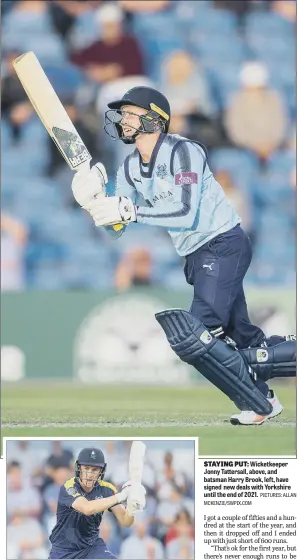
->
xmin=156 ymin=163 xmax=168 ymax=179
xmin=66 ymin=487 xmax=79 ymax=496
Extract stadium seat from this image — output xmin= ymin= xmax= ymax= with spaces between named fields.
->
xmin=191 ymin=8 xmax=238 ymax=34
xmin=132 ymin=11 xmax=181 ymax=37
xmin=18 ymin=33 xmax=67 ymax=65
xmin=210 ymin=148 xmax=259 ymax=191
xmin=42 ymin=64 xmax=85 ymax=98
xmin=2 ymin=119 xmax=13 ymax=150
xmin=247 ymin=35 xmax=294 ymax=65
xmin=20 ymin=117 xmax=49 ymax=146
xmin=3 ymin=7 xmax=55 ymax=35
xmin=245 ymin=11 xmax=294 ymax=37
xmin=267 ymin=150 xmax=296 ymax=176
xmin=68 ymin=11 xmax=102 ymax=50
xmin=61 ymin=241 xmax=114 ymax=289
xmin=31 ymin=264 xmax=67 ymax=290
xmin=193 ymin=37 xmax=247 ymax=69
xmin=36 ymin=209 xmax=93 ymax=244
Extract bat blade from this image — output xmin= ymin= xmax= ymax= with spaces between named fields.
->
xmin=129 ymin=441 xmax=146 ymax=483
xmin=13 ymin=51 xmax=124 ymax=232
xmin=12 ymin=51 xmax=91 ymax=172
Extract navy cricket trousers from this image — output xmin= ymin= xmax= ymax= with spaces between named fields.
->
xmin=49 ymin=542 xmax=116 ymax=559
xmin=84 ymin=542 xmax=116 ymax=559
xmin=184 ymin=224 xmax=265 ymax=350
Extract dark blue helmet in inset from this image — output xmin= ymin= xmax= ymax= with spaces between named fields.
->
xmin=75 ymin=448 xmax=106 ymax=487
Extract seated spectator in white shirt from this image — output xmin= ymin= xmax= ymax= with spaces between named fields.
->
xmin=120 ymin=518 xmax=164 ymax=560
xmin=160 ymin=50 xmax=215 ymax=119
xmin=166 ymin=535 xmax=195 ymax=560
xmin=224 ymin=61 xmax=288 ymax=161
xmin=7 ymin=461 xmax=42 ymax=520
xmin=7 ymin=513 xmax=48 ymax=560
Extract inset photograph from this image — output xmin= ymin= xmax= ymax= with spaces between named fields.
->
xmin=5 ymin=438 xmax=197 ymax=560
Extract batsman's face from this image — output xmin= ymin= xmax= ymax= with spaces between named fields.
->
xmin=80 ymin=465 xmax=101 ymax=490
xmin=120 ymin=104 xmax=147 ymax=136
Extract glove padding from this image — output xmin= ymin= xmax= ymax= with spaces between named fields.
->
xmin=126 ymin=482 xmax=146 ymax=517
xmin=116 ymin=480 xmax=132 ymax=504
xmin=87 ymin=196 xmax=136 ymax=226
xmin=71 ymin=162 xmax=107 ymax=208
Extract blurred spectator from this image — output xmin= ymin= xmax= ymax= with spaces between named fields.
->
xmin=115 ymin=247 xmax=153 ymax=291
xmin=46 ymin=97 xmax=102 ymax=178
xmin=7 ymin=513 xmax=48 ymax=560
xmin=160 ymin=50 xmax=229 ymax=148
xmin=45 ymin=441 xmax=74 ymax=470
xmin=224 ymin=61 xmax=288 ymax=160
xmin=166 ymin=535 xmax=195 ymax=560
xmin=213 ymin=0 xmax=254 ymax=17
xmin=6 ymin=0 xmax=49 ymax=19
xmin=49 ymin=0 xmax=103 ymax=39
xmin=119 ymin=0 xmax=171 ymax=13
xmin=5 ymin=441 xmax=48 ymax=482
xmin=43 ymin=464 xmax=72 ymax=534
xmin=157 ymin=451 xmax=188 ymax=495
xmin=7 ymin=461 xmax=42 ymax=520
xmin=155 ymin=486 xmax=185 ymax=538
xmin=1 ymin=212 xmax=27 ymax=291
xmin=1 ymin=50 xmax=34 ymax=142
xmin=272 ymin=0 xmax=296 ymax=21
xmin=165 ymin=508 xmax=194 ymax=545
xmin=71 ymin=2 xmax=144 ymax=83
xmin=161 ymin=51 xmax=214 ymax=119
xmin=215 ymin=170 xmax=252 ymax=234
xmin=120 ymin=519 xmax=164 ymax=560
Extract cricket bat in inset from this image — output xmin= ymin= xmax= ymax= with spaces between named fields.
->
xmin=12 ymin=51 xmax=123 ymax=231
xmin=127 ymin=441 xmax=146 ymax=514
xmin=129 ymin=441 xmax=146 ymax=482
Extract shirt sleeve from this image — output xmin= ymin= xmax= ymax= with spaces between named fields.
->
xmin=59 ymin=483 xmax=82 ymax=509
xmin=136 ymin=141 xmax=206 ymax=229
xmin=104 ymin=162 xmax=137 ymax=239
xmin=102 ymin=482 xmax=118 ymax=511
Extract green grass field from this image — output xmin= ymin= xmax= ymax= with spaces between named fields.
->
xmin=2 ymin=382 xmax=296 ymax=456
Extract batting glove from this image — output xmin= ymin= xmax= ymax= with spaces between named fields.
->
xmin=116 ymin=481 xmax=132 ymax=504
xmin=71 ymin=162 xmax=108 ymax=208
xmin=87 ymin=196 xmax=137 ymax=226
xmin=126 ymin=482 xmax=146 ymax=516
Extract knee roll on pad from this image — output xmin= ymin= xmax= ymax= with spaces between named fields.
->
xmin=155 ymin=309 xmax=272 ymax=416
xmin=241 ymin=341 xmax=296 ymax=381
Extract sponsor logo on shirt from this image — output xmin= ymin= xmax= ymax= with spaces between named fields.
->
xmin=175 ymin=172 xmax=198 ymax=185
xmin=152 ymin=190 xmax=173 ymax=204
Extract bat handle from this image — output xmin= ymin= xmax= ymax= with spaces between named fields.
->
xmin=113 ymin=223 xmax=124 ymax=232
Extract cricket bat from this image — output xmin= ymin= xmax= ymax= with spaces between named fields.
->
xmin=129 ymin=441 xmax=146 ymax=483
xmin=13 ymin=51 xmax=123 ymax=231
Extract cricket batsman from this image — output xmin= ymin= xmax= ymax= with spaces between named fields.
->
xmin=48 ymin=447 xmax=146 ymax=559
xmin=71 ymin=86 xmax=296 ymax=426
